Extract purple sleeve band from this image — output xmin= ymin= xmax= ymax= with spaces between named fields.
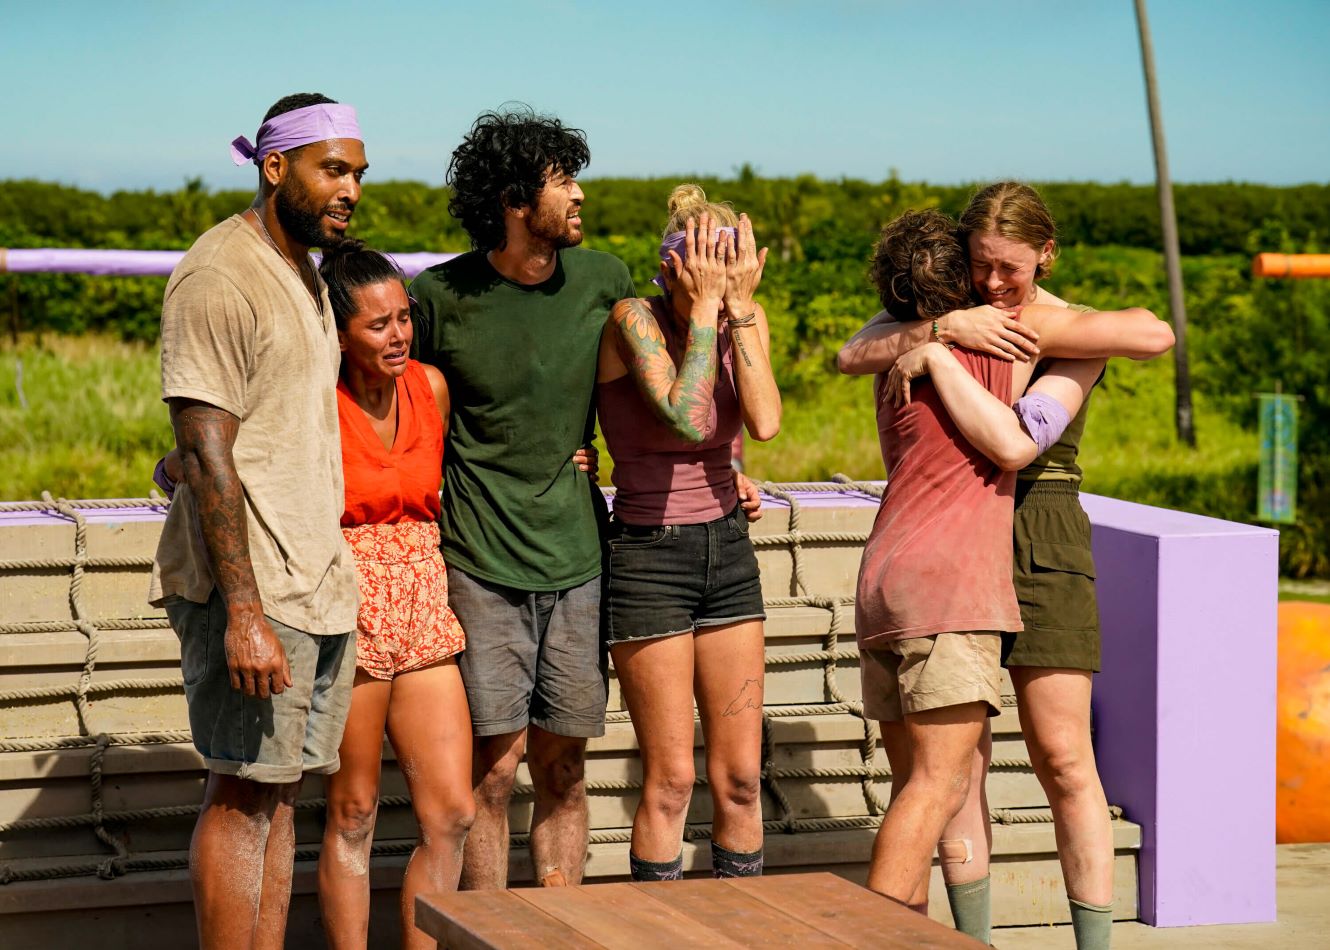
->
xmin=1014 ymin=391 xmax=1074 ymax=456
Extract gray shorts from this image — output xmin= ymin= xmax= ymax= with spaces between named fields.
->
xmin=165 ymin=591 xmax=355 ymax=784
xmin=447 ymin=566 xmax=607 ymax=738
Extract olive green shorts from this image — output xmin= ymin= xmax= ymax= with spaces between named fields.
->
xmin=1004 ymin=481 xmax=1101 ymax=672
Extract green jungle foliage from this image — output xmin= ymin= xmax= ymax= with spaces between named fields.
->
xmin=0 ymin=176 xmax=1326 ymax=574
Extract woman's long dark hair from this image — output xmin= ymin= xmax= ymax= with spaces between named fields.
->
xmin=318 ymin=239 xmax=405 ymax=329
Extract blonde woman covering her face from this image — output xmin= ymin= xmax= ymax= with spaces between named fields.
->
xmin=595 ymin=184 xmax=781 ymax=882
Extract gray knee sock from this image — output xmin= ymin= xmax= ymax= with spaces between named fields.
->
xmin=629 ymin=851 xmax=682 ymax=881
xmin=1069 ymin=897 xmax=1113 ymax=950
xmin=711 ymin=841 xmax=763 ymax=878
xmin=945 ymin=875 xmax=991 ymax=945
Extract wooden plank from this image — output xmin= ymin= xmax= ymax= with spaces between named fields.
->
xmin=0 ymin=828 xmax=1142 ymax=926
xmin=0 ymin=629 xmax=178 ymax=667
xmin=727 ymin=872 xmax=986 ymax=948
xmin=0 ymin=711 xmax=1030 ymax=782
xmin=415 ymin=890 xmax=595 ymax=950
xmin=515 ymin=881 xmax=746 ymax=948
xmin=631 ymin=878 xmax=846 ymax=947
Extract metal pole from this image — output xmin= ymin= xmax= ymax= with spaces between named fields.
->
xmin=1135 ymin=0 xmax=1195 ymax=446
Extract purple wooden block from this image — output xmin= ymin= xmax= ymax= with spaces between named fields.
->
xmin=1082 ymin=493 xmax=1279 ymax=926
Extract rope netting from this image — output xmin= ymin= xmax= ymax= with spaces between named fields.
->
xmin=0 ymin=481 xmax=1102 ymax=885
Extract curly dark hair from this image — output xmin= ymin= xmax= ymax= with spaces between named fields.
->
xmin=447 ymin=106 xmax=590 ymax=251
xmin=317 ymin=239 xmax=404 ymax=330
xmin=869 ymin=209 xmax=972 ymax=321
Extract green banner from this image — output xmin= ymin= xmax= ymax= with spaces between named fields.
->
xmin=1258 ymin=393 xmax=1298 ymax=524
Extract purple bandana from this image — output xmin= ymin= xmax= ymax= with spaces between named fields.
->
xmin=230 ymin=103 xmax=362 ymax=166
xmin=651 ymin=225 xmax=739 ymax=291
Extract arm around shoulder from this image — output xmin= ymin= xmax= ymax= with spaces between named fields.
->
xmin=837 ymin=311 xmax=929 ymax=376
xmin=903 ymin=345 xmax=1043 ymax=471
xmin=1029 ymin=304 xmax=1175 ymax=361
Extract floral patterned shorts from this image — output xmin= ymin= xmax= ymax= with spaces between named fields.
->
xmin=342 ymin=521 xmax=466 ymax=680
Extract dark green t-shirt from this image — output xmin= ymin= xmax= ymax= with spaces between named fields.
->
xmin=411 ymin=247 xmax=635 ymax=590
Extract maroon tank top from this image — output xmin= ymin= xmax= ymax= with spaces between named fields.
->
xmin=598 ymin=301 xmax=741 ymax=525
xmin=855 ymin=347 xmax=1022 ymax=643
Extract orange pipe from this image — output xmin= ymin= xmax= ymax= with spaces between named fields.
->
xmin=1252 ymin=254 xmax=1330 ymax=279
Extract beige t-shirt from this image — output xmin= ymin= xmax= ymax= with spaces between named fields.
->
xmin=149 ymin=215 xmax=358 ymax=635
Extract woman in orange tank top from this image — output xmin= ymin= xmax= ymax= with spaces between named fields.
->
xmin=314 ymin=240 xmax=471 ymax=950
xmin=311 ymin=242 xmax=598 ymax=947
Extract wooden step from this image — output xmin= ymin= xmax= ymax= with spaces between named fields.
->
xmin=0 ymin=498 xmax=1142 ymax=941
xmin=0 ymin=726 xmax=1053 ymax=861
xmin=0 ymin=819 xmax=1141 ymax=945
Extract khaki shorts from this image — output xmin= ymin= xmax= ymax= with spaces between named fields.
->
xmin=860 ymin=632 xmax=1003 ymax=722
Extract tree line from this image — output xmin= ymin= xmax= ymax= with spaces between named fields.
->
xmin=3 ymin=173 xmax=1327 ymax=256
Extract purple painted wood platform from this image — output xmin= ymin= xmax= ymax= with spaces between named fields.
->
xmin=1081 ymin=494 xmax=1278 ymax=927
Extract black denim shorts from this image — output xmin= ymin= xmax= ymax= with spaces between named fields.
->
xmin=605 ymin=506 xmax=766 ymax=644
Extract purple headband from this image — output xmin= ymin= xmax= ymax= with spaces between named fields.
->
xmin=230 ymin=103 xmax=362 ymax=166
xmin=652 ymin=226 xmax=739 ymax=290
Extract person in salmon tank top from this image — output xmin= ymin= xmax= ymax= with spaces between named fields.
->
xmin=277 ymin=241 xmax=583 ymax=948
xmin=270 ymin=239 xmax=468 ymax=949
xmin=837 ymin=208 xmax=1172 ymax=946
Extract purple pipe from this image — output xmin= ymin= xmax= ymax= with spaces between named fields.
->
xmin=0 ymin=248 xmax=457 ymax=279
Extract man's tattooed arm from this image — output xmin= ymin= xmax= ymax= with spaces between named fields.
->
xmin=171 ymin=400 xmax=259 ymax=606
xmin=169 ymin=399 xmax=290 ymax=697
xmin=611 ymin=298 xmax=718 ymax=443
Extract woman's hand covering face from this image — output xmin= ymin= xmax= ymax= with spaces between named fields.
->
xmin=664 ymin=212 xmax=729 ymax=318
xmin=723 ymin=213 xmax=768 ymax=315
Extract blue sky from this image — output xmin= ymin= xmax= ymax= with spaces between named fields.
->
xmin=5 ymin=0 xmax=1326 ymax=191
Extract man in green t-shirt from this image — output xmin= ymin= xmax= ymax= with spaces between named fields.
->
xmin=411 ymin=108 xmax=636 ymax=889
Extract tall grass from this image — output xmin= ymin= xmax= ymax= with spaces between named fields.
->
xmin=0 ymin=334 xmax=1259 ymax=529
xmin=0 ymin=335 xmax=171 ymax=500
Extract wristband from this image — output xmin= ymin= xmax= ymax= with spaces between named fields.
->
xmin=727 ymin=312 xmax=757 ymax=329
xmin=931 ymin=318 xmax=956 ymax=349
xmin=152 ymin=456 xmax=177 ymax=500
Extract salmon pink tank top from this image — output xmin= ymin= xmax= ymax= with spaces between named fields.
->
xmin=855 ymin=347 xmax=1022 ymax=644
xmin=338 ymin=360 xmax=443 ymax=528
xmin=598 ymin=304 xmax=741 ymax=526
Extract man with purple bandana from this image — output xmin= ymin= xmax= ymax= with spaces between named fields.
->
xmin=149 ymin=92 xmax=366 ymax=948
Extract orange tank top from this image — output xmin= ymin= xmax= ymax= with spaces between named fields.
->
xmin=338 ymin=359 xmax=444 ymax=527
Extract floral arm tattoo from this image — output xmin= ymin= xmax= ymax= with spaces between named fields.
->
xmin=169 ymin=400 xmax=262 ymax=609
xmin=611 ymin=298 xmax=718 ymax=443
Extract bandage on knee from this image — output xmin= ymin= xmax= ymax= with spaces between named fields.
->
xmin=938 ymin=838 xmax=974 ymax=865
